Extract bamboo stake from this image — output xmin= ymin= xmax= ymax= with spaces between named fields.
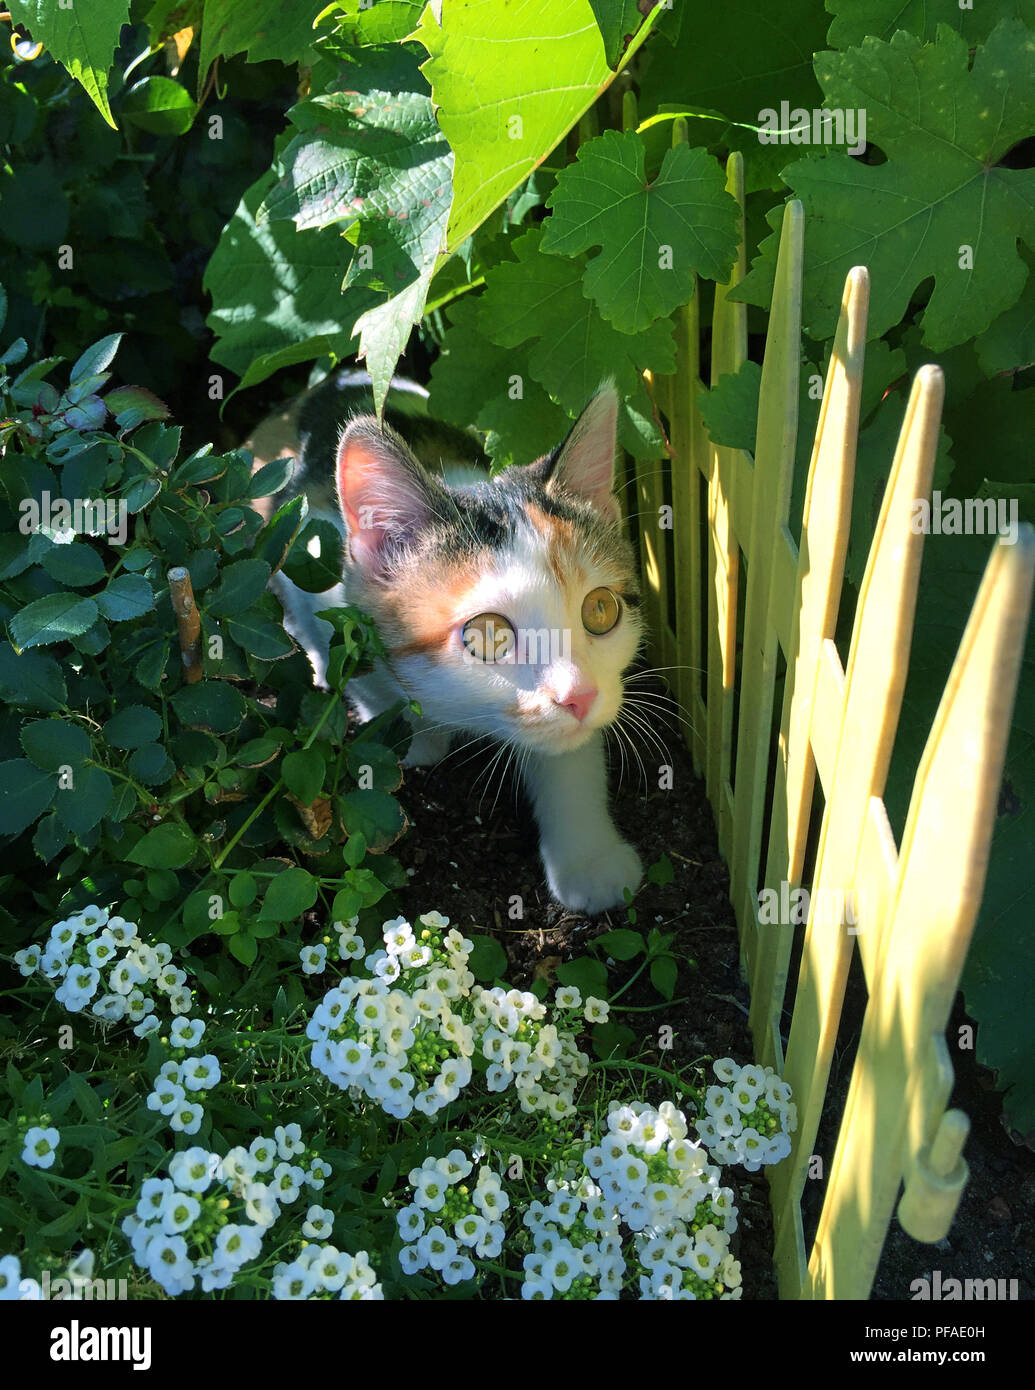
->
xmin=168 ymin=566 xmax=203 ymax=684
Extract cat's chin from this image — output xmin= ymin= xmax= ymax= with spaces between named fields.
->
xmin=508 ymin=721 xmax=604 ymax=756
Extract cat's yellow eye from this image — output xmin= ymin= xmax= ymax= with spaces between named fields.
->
xmin=461 ymin=612 xmax=515 ymax=663
xmin=582 ymin=587 xmax=620 ymax=635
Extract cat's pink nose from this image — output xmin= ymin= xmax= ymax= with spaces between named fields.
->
xmin=555 ymin=688 xmax=598 ymax=723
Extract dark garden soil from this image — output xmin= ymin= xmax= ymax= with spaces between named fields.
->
xmin=388 ymin=677 xmax=1035 ymax=1303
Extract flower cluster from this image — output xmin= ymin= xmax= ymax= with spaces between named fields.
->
xmin=14 ymin=906 xmax=190 ymax=1035
xmin=635 ymin=1219 xmax=743 ymax=1300
xmin=394 ymin=1102 xmax=744 ymax=1302
xmin=558 ymin=1100 xmax=743 ymax=1301
xmin=695 ymin=1058 xmax=797 ymax=1170
xmin=583 ymin=1100 xmax=738 ymax=1237
xmin=270 ymin=1246 xmax=382 ymax=1300
xmin=522 ymin=1176 xmax=624 ymax=1300
xmin=0 ymin=1248 xmax=99 ymax=1301
xmin=299 ymin=915 xmax=366 ymax=975
xmin=474 ymin=983 xmax=595 ymax=1119
xmin=307 ymin=912 xmax=602 ymax=1122
xmin=144 ymin=1024 xmax=221 ymax=1137
xmin=395 ymin=1150 xmax=509 ymax=1286
xmin=123 ymin=1130 xmax=332 ymax=1295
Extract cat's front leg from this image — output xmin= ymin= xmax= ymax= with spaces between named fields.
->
xmin=521 ymin=733 xmax=642 ymax=914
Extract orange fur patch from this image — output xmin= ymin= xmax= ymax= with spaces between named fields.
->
xmin=523 ymin=503 xmax=584 ymax=590
xmin=381 ymin=554 xmax=486 ymax=659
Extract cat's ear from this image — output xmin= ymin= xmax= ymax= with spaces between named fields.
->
xmin=542 ymin=381 xmax=620 ymax=525
xmin=336 ymin=419 xmax=442 ymax=573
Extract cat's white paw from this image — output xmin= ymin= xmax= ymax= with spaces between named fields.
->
xmin=543 ymin=837 xmax=643 ymax=915
xmin=402 ymin=729 xmax=451 ymax=767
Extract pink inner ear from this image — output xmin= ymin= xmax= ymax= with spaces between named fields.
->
xmin=336 ymin=424 xmax=436 ymax=570
xmin=547 ymin=384 xmax=620 ymax=522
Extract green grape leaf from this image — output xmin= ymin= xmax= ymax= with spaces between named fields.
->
xmin=975 ymin=481 xmax=1035 ymax=527
xmin=542 ymin=130 xmax=739 ymax=332
xmin=825 ymin=0 xmax=1035 ymax=48
xmin=354 ymin=266 xmax=437 ymax=416
xmin=697 ymin=360 xmax=762 ymax=452
xmin=429 ymin=296 xmax=573 ymax=466
xmin=7 ymin=0 xmax=130 ymax=129
xmin=257 ymin=51 xmax=451 ymax=266
xmin=414 ymin=0 xmax=645 ymax=251
xmin=319 ymin=0 xmax=425 ymax=46
xmin=733 ymin=23 xmax=1035 ymax=350
xmin=641 ymin=0 xmax=829 ymax=194
xmin=975 ymin=248 xmax=1035 ymax=375
xmin=478 ymin=229 xmax=675 ymax=455
xmin=215 ymin=51 xmax=445 ymax=411
xmin=197 ymin=0 xmax=327 ymax=92
xmin=588 ymin=0 xmax=644 ymax=68
xmin=943 ymin=375 xmax=1034 ymax=500
xmin=845 ymin=384 xmax=954 ymax=588
xmin=121 ymin=75 xmax=196 ymax=136
xmin=205 ymin=165 xmax=371 ymax=389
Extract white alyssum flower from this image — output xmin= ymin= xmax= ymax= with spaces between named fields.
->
xmin=21 ymin=1126 xmax=60 ymax=1170
xmin=170 ymin=1017 xmax=205 ymax=1049
xmin=699 ymin=1059 xmax=797 ymax=1171
xmin=302 ymin=1206 xmax=334 ymax=1240
xmin=300 ymin=944 xmax=327 ymax=975
xmin=0 ymin=1254 xmax=22 ymax=1300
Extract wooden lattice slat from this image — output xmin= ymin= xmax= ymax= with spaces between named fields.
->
xmin=637 ymin=170 xmax=1035 ymax=1300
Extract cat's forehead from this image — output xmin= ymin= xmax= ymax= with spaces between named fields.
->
xmin=427 ymin=471 xmax=629 ymax=584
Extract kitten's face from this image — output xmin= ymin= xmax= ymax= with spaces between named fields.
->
xmin=337 ymin=386 xmax=643 ymax=754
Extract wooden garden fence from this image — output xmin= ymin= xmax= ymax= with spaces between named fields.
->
xmin=628 ymin=148 xmax=1035 ymax=1299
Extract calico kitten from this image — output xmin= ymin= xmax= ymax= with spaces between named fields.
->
xmin=254 ymin=372 xmax=644 ymax=914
